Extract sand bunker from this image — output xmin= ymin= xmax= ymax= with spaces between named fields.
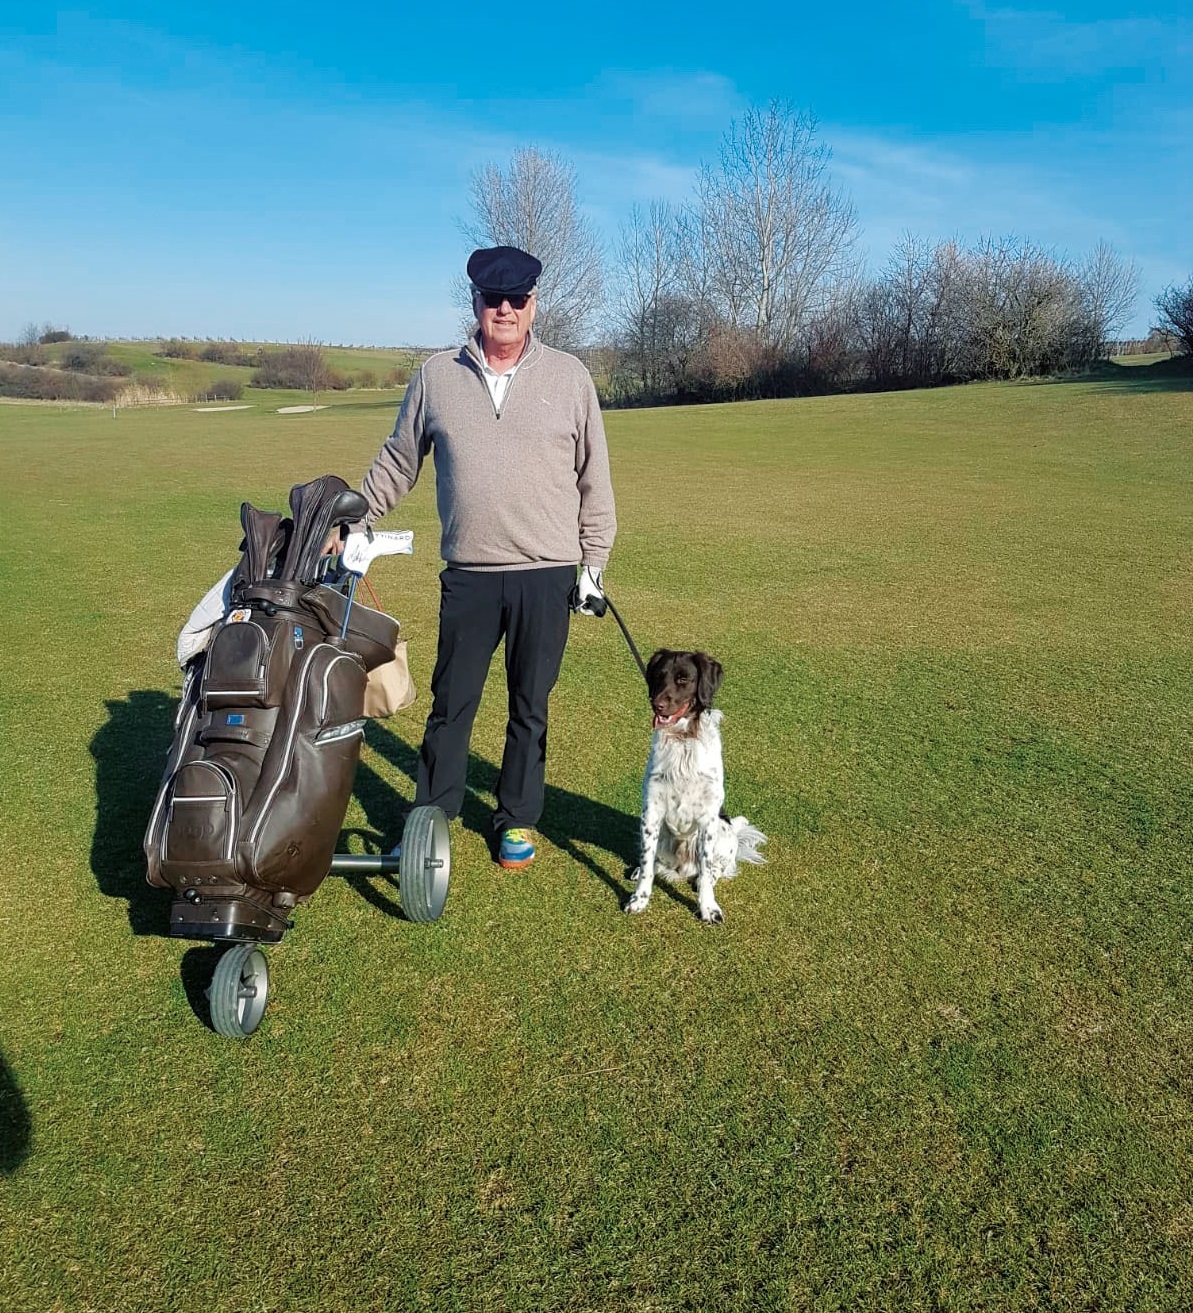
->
xmin=193 ymin=404 xmax=252 ymax=412
xmin=277 ymin=404 xmax=328 ymax=414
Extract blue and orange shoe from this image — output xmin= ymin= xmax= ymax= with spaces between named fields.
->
xmin=498 ymin=828 xmax=536 ymax=869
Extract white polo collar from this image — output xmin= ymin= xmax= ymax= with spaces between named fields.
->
xmin=476 ymin=335 xmax=530 ymax=412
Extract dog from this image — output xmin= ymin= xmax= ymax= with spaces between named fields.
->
xmin=624 ymin=649 xmax=766 ymax=924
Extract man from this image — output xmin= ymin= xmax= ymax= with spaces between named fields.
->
xmin=360 ymin=245 xmax=616 ymax=869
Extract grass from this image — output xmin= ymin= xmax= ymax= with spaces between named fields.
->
xmin=0 ymin=361 xmax=1191 ymax=1310
xmin=1108 ymin=351 xmax=1176 ymax=367
xmin=1085 ymin=352 xmax=1193 ymax=392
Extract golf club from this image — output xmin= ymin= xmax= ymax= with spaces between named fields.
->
xmin=338 ymin=529 xmax=413 ymax=637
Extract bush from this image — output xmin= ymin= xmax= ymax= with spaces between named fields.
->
xmin=355 ymin=369 xmax=378 ymax=389
xmin=199 ymin=341 xmax=262 ymax=367
xmin=382 ymin=365 xmax=411 ymax=387
xmin=250 ymin=345 xmax=349 ymax=392
xmin=0 ymin=362 xmax=122 ymax=402
xmin=0 ymin=342 xmax=48 ymax=367
xmin=39 ymin=328 xmax=72 ymax=344
xmin=196 ymin=378 xmax=245 ymax=401
xmin=60 ymin=343 xmax=132 ymax=376
xmin=157 ymin=339 xmax=201 ymax=359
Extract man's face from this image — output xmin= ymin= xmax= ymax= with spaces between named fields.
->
xmin=475 ymin=289 xmax=537 ymax=352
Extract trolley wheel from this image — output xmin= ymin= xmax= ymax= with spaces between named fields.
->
xmin=207 ymin=943 xmax=270 ymax=1039
xmin=399 ymin=805 xmax=451 ymax=922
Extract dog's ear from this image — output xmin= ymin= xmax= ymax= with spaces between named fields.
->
xmin=694 ymin=653 xmax=723 ymax=707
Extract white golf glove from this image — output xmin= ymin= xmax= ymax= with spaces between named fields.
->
xmin=572 ymin=565 xmax=606 ymax=617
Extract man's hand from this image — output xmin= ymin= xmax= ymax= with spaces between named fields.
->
xmin=571 ymin=565 xmax=606 ymax=617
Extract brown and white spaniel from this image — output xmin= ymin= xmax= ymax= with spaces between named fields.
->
xmin=624 ymin=649 xmax=766 ymax=924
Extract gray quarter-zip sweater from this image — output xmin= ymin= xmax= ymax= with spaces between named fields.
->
xmin=361 ymin=333 xmax=616 ymax=572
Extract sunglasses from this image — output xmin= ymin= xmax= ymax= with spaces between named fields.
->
xmin=478 ymin=291 xmax=533 ymax=310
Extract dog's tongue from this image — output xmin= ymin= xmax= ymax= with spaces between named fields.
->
xmin=652 ymin=703 xmax=690 ymax=729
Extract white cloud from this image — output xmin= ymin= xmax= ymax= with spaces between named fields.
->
xmin=835 ymin=126 xmax=1126 ymax=250
xmin=591 ymin=69 xmax=745 ymax=128
xmin=969 ymin=6 xmax=1192 ymax=76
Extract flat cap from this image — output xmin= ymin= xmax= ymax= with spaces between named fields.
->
xmin=467 ymin=245 xmax=542 ymax=296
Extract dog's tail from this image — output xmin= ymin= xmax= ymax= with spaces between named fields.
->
xmin=730 ymin=817 xmax=768 ymax=866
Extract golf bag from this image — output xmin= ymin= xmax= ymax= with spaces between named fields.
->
xmin=144 ymin=475 xmax=399 ymax=942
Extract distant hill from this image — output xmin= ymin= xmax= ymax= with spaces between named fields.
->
xmin=0 ymin=337 xmax=442 ymax=404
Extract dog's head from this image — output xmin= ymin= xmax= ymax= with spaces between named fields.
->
xmin=645 ymin=649 xmax=723 ymax=731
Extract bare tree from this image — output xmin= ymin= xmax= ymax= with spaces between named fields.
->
xmin=1077 ymin=241 xmax=1139 ymax=356
xmin=608 ymin=202 xmax=703 ymax=397
xmin=294 ymin=340 xmax=333 ymax=404
xmin=854 ymin=234 xmax=944 ymax=388
xmin=851 ymin=233 xmax=1127 ymax=388
xmin=461 ymin=146 xmax=604 ymax=350
xmin=250 ymin=341 xmax=339 ymax=401
xmin=939 ymin=237 xmax=1087 ymax=379
xmin=1153 ymin=275 xmax=1193 ymax=356
xmin=695 ymin=102 xmax=858 ymax=352
xmin=855 ymin=235 xmax=973 ymax=388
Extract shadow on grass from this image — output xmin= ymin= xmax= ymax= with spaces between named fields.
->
xmin=90 ymin=690 xmax=645 ymax=931
xmin=90 ymin=690 xmax=176 ymax=937
xmin=179 ymin=945 xmax=223 ymax=1032
xmin=335 ymin=819 xmax=407 ymax=920
xmin=0 ymin=1054 xmax=32 ymax=1174
xmin=355 ymin=719 xmax=640 ymax=910
xmin=1060 ymin=356 xmax=1193 ymax=394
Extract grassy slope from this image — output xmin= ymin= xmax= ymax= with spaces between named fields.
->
xmin=0 ymin=366 xmax=1190 ymax=1311
xmin=29 ymin=340 xmax=431 ymax=399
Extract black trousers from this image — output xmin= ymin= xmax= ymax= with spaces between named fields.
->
xmin=415 ymin=565 xmax=574 ymax=833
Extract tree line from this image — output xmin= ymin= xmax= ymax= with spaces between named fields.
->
xmin=461 ymin=102 xmax=1189 ymax=406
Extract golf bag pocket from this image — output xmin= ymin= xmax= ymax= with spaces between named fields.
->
xmin=238 ymin=644 xmax=367 ymax=895
xmin=197 ymin=706 xmax=278 ymax=751
xmin=159 ymin=760 xmax=241 ymax=881
xmin=201 ymin=615 xmax=291 ymax=709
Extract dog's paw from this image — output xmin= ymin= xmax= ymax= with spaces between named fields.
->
xmin=699 ymin=904 xmax=725 ymax=925
xmin=624 ymin=893 xmax=651 ymax=915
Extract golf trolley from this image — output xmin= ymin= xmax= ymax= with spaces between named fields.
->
xmin=144 ymin=476 xmax=451 ymax=1039
xmin=205 ymin=807 xmax=450 ymax=1041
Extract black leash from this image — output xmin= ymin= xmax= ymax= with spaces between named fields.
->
xmin=594 ymin=592 xmax=649 ymax=686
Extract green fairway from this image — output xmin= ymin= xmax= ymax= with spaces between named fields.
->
xmin=1 ymin=368 xmax=1191 ymax=1310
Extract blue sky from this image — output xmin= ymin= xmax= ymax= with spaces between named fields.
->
xmin=1 ymin=2 xmax=1189 ymax=344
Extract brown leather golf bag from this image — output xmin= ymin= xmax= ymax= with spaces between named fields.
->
xmin=144 ymin=475 xmax=398 ymax=942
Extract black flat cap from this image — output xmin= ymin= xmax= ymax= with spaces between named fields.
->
xmin=467 ymin=246 xmax=542 ymax=296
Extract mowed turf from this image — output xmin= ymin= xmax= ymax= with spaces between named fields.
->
xmin=0 ymin=370 xmax=1190 ymax=1311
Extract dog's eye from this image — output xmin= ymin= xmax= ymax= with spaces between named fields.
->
xmin=675 ymin=674 xmax=691 ymax=684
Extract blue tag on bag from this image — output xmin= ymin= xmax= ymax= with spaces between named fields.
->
xmin=227 ymin=713 xmax=246 ymax=726
xmin=294 ymin=625 xmax=304 ymax=650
